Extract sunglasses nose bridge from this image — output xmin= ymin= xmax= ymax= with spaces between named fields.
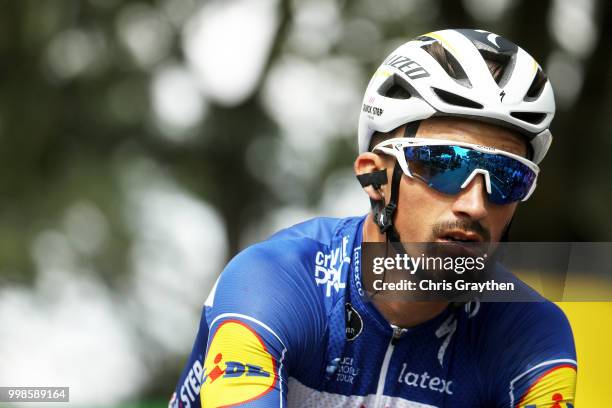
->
xmin=460 ymin=169 xmax=492 ymax=195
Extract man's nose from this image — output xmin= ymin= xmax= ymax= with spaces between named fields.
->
xmin=451 ymin=174 xmax=489 ymax=221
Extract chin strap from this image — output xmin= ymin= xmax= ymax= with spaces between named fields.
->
xmin=357 ymin=121 xmax=421 ymax=243
xmin=377 ymin=163 xmax=403 ymax=242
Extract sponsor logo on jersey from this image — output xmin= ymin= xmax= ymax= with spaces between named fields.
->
xmin=345 ymin=303 xmax=363 ymax=341
xmin=517 ymin=364 xmax=576 ymax=408
xmin=314 ymin=236 xmax=349 ymax=297
xmin=201 ymin=320 xmax=277 ymax=407
xmin=435 ymin=314 xmax=457 ymax=367
xmin=178 ymin=359 xmax=204 ymax=408
xmin=464 ymin=298 xmax=480 ymax=318
xmin=353 ymin=246 xmax=364 ymax=297
xmin=335 ymin=356 xmax=360 ymax=384
xmin=397 ymin=364 xmax=454 ymax=395
xmin=362 ymin=103 xmax=384 ymax=117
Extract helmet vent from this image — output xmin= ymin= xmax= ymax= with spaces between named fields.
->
xmin=454 ymin=29 xmax=518 ymax=87
xmin=524 ymin=68 xmax=548 ymax=101
xmin=510 ymin=111 xmax=546 ymax=124
xmin=432 ymin=88 xmax=483 ymax=109
xmin=477 ymin=49 xmax=515 ymax=87
xmin=421 ymin=41 xmax=472 ymax=88
xmin=384 ymin=85 xmax=411 ymax=99
xmin=378 ymin=74 xmax=413 ymax=99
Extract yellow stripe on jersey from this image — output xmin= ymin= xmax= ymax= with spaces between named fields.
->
xmin=517 ymin=364 xmax=576 ymax=407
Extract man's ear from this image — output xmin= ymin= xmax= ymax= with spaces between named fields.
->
xmin=354 ymin=152 xmax=388 ymax=201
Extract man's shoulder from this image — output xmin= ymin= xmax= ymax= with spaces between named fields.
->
xmin=205 ymin=216 xmax=365 ymax=349
xmin=229 ymin=215 xmax=364 ymax=270
xmin=467 ymin=300 xmax=576 ymax=398
xmin=473 ymin=267 xmax=573 ymax=337
xmin=472 ymin=300 xmax=575 ymax=361
xmin=217 ymin=215 xmax=364 ymax=298
xmin=267 ymin=215 xmax=364 ymax=246
xmin=479 ymin=299 xmax=570 ymax=329
xmin=470 ymin=301 xmax=577 ymax=404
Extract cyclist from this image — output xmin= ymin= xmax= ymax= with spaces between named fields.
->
xmin=170 ymin=29 xmax=576 ymax=407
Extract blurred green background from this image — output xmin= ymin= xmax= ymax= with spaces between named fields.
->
xmin=0 ymin=0 xmax=610 ymax=406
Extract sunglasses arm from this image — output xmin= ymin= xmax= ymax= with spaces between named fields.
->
xmin=373 ymin=145 xmax=413 ymax=179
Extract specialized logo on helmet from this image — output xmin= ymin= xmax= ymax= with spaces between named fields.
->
xmin=456 ymin=29 xmax=519 ymax=55
xmin=383 ymin=54 xmax=430 ymax=79
xmin=201 ymin=320 xmax=277 ymax=407
xmin=515 ymin=364 xmax=576 ymax=408
xmin=486 ymin=32 xmax=501 ymax=48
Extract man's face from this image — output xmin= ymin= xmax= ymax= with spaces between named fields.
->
xmin=379 ymin=117 xmax=528 ymax=243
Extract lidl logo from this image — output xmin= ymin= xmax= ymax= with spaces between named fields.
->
xmin=518 ymin=364 xmax=576 ymax=408
xmin=201 ymin=320 xmax=277 ymax=407
xmin=206 ymin=352 xmax=271 ymax=383
xmin=524 ymin=393 xmax=574 ymax=408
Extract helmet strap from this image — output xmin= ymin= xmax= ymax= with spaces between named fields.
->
xmin=375 ymin=163 xmax=402 ymax=242
xmin=376 ymin=121 xmax=421 ymax=242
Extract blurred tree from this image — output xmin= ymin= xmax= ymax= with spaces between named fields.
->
xmin=0 ymin=0 xmax=610 ymax=404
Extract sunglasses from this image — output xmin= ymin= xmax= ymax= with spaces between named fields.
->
xmin=373 ymin=138 xmax=539 ymax=205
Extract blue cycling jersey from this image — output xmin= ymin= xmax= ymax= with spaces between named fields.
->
xmin=170 ymin=215 xmax=576 ymax=407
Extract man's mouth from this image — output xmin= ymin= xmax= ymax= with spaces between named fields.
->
xmin=437 ymin=230 xmax=484 ymax=243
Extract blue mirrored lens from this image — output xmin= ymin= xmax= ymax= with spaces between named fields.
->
xmin=404 ymin=145 xmax=536 ymax=204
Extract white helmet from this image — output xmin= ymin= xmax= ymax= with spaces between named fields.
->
xmin=358 ymin=29 xmax=554 ymax=164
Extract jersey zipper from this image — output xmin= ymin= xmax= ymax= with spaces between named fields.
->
xmin=374 ymin=324 xmax=406 ymax=408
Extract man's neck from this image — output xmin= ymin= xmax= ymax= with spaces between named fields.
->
xmin=362 ymin=213 xmax=448 ymax=328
